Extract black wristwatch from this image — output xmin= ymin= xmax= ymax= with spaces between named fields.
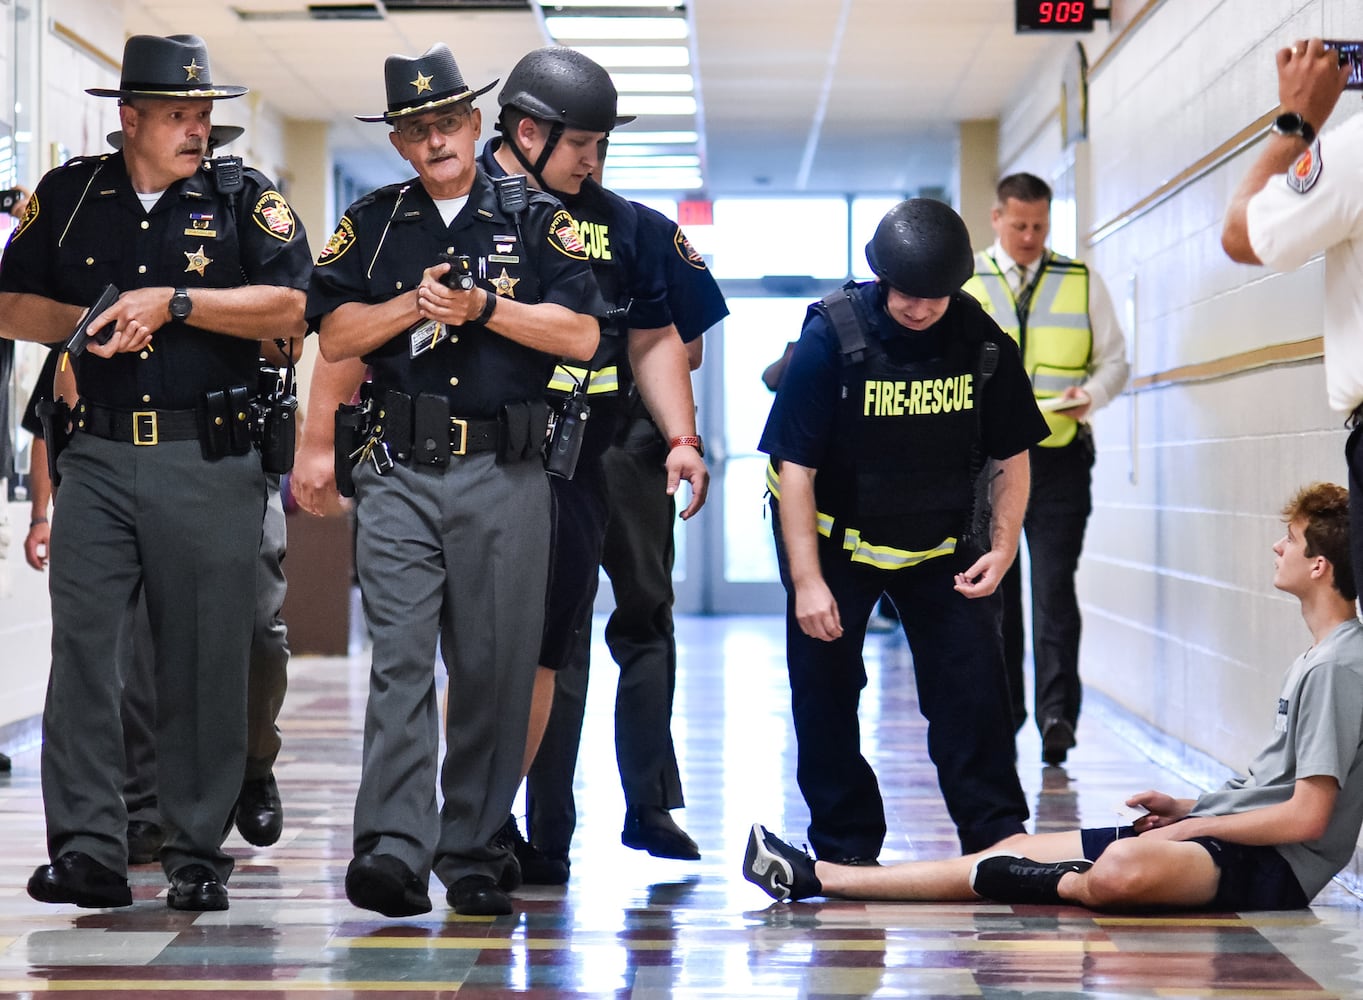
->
xmin=1271 ymin=111 xmax=1316 ymax=145
xmin=169 ymin=287 xmax=193 ymax=322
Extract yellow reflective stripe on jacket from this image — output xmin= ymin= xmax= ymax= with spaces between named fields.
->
xmin=766 ymin=459 xmax=834 ymax=538
xmin=769 ymin=461 xmax=952 ymax=558
xmin=546 ymin=364 xmax=621 ymax=394
xmin=842 ymin=529 xmax=958 ymax=570
xmin=962 ymin=253 xmax=1092 ymax=447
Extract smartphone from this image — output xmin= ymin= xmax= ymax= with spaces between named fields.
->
xmin=0 ymin=188 xmax=23 ymax=213
xmin=1325 ymin=40 xmax=1363 ymax=90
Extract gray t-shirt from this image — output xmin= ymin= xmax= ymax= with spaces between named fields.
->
xmin=1190 ymin=617 xmax=1363 ymax=899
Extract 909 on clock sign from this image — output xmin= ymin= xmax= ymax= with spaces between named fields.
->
xmin=1015 ymin=0 xmax=1096 ymax=32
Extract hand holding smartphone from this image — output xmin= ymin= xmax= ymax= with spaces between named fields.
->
xmin=1325 ymin=40 xmax=1363 ymax=89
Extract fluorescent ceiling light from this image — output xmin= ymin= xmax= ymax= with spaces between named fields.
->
xmin=608 ymin=130 xmax=699 ymax=144
xmin=541 ymin=0 xmax=681 ymax=5
xmin=545 ymin=16 xmax=688 ymax=39
xmin=605 ymin=143 xmax=700 ymax=156
xmin=617 ymin=95 xmax=697 ymax=115
xmin=573 ymin=45 xmax=690 ymax=67
xmin=611 ymin=73 xmax=694 ymax=93
xmin=601 ymin=168 xmax=705 ymax=190
xmin=603 ymin=154 xmax=700 ymax=169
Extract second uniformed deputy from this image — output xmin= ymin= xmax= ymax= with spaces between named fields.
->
xmin=307 ymin=43 xmax=603 ymax=918
xmin=0 ymin=34 xmax=311 ymax=912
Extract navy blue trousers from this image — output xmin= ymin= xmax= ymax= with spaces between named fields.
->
xmin=772 ymin=502 xmax=1028 ymax=858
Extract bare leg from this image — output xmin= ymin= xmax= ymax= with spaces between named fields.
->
xmin=816 ymin=829 xmax=1219 ymax=911
xmin=817 ymin=831 xmax=1086 ymax=901
xmin=521 ymin=666 xmax=557 ymax=778
xmin=1063 ymin=837 xmax=1219 ymax=910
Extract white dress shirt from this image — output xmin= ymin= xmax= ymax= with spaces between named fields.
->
xmin=985 ymin=240 xmax=1131 ymax=415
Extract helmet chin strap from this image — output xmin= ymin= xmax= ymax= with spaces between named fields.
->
xmin=499 ymin=120 xmax=570 ymax=200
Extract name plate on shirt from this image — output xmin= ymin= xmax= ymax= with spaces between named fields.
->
xmin=410 ymin=318 xmax=452 ymax=358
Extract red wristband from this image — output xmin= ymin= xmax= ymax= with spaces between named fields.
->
xmin=669 ymin=435 xmax=704 ymax=457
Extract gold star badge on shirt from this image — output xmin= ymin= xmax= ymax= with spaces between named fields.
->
xmin=492 ymin=268 xmax=520 ymax=299
xmin=184 ymin=244 xmax=213 ymax=276
xmin=412 ymin=71 xmax=433 ymax=95
xmin=183 ymin=58 xmax=203 ymax=82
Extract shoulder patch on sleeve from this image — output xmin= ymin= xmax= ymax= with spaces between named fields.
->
xmin=252 ymin=190 xmax=298 ymax=241
xmin=9 ymin=190 xmax=38 ymax=242
xmin=1286 ymin=139 xmax=1322 ymax=194
xmin=547 ymin=208 xmax=588 ymax=260
xmin=674 ymin=226 xmax=707 ymax=270
xmin=317 ymin=216 xmax=356 ymax=266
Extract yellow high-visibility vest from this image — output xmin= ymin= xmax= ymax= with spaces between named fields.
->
xmin=962 ymin=252 xmax=1091 ymax=447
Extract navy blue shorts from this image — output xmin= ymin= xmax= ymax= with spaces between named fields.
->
xmin=1080 ymin=825 xmax=1310 ymax=911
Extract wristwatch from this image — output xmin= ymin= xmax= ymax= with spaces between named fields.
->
xmin=1271 ymin=111 xmax=1316 ymax=145
xmin=169 ymin=287 xmax=193 ymax=322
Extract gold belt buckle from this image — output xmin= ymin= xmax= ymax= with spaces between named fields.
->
xmin=132 ymin=410 xmax=159 ymax=446
xmin=449 ymin=416 xmax=468 ymax=457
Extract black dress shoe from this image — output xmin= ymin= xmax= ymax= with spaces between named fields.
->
xmin=1041 ymin=717 xmax=1077 ymax=766
xmin=127 ymin=820 xmax=166 ymax=865
xmin=495 ymin=814 xmax=570 ymax=886
xmin=234 ymin=774 xmax=283 ymax=847
xmin=168 ymin=864 xmax=229 ymax=911
xmin=621 ymin=805 xmax=701 ymax=860
xmin=28 ymin=851 xmax=132 ymax=908
xmin=447 ymin=874 xmax=512 ymax=916
xmin=345 ymin=853 xmax=431 ymax=917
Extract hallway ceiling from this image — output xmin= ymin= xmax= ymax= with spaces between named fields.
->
xmin=123 ymin=0 xmax=1079 ymax=197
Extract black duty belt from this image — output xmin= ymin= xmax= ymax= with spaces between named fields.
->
xmin=78 ymin=402 xmax=200 ymax=445
xmin=445 ymin=416 xmax=500 ymax=455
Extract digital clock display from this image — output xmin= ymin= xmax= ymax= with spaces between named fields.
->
xmin=1016 ymin=0 xmax=1095 ymax=32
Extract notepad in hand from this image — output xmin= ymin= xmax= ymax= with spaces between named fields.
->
xmin=1038 ymin=395 xmax=1085 ymax=413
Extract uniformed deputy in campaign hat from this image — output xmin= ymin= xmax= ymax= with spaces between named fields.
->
xmin=87 ymin=34 xmax=247 ymax=100
xmin=355 ymin=42 xmax=496 ymax=123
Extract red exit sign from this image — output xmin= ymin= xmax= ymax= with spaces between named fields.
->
xmin=677 ymin=200 xmax=713 ymax=227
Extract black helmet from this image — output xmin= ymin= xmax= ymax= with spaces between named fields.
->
xmin=865 ymin=199 xmax=974 ymax=297
xmin=498 ymin=46 xmax=635 ymax=133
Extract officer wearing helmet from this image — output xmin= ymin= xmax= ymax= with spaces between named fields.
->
xmin=759 ymin=199 xmax=1049 ymax=860
xmin=481 ymin=46 xmax=709 ymax=881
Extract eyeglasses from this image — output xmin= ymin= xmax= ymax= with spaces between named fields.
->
xmin=393 ymin=110 xmax=473 ymax=145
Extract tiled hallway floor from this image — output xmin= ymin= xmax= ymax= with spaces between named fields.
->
xmin=1 ymin=614 xmax=1361 ymax=997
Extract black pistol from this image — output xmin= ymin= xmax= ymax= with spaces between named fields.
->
xmin=63 ymin=284 xmax=119 ymax=358
xmin=439 ymin=252 xmax=475 ymax=291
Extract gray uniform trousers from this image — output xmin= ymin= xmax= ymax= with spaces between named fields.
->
xmin=44 ymin=433 xmax=264 ymax=880
xmin=350 ymin=452 xmax=548 ymax=887
xmin=119 ymin=476 xmax=290 ymax=819
xmin=525 ymin=416 xmax=685 ymax=858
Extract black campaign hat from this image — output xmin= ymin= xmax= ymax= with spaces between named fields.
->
xmin=87 ymin=35 xmax=247 ymax=100
xmin=356 ymin=43 xmax=496 ymax=123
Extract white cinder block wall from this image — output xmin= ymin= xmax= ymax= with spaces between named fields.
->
xmin=1000 ymin=0 xmax=1361 ymax=852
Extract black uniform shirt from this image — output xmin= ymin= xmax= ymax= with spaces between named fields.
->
xmin=307 ymin=167 xmax=604 ymax=417
xmin=760 ymin=283 xmax=1047 ymax=471
xmin=479 ymin=141 xmax=669 ymax=336
xmin=632 ymin=202 xmax=729 ymax=343
xmin=0 ymin=152 xmax=313 ymax=410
